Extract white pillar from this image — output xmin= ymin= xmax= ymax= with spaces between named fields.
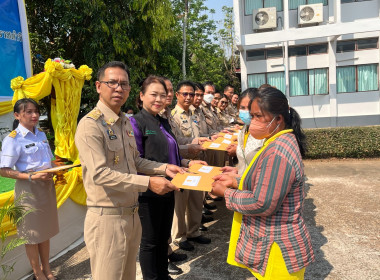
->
xmin=334 ymin=0 xmax=341 ymax=23
xmin=328 ymin=38 xmax=338 ymax=128
xmin=283 ymin=0 xmax=289 ymax=30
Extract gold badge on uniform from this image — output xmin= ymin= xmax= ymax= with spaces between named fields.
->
xmin=127 ymin=130 xmax=134 ymax=137
xmin=114 ymin=155 xmax=119 ymax=165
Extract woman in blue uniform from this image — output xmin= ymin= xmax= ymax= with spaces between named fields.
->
xmin=0 ymin=98 xmax=59 ymax=280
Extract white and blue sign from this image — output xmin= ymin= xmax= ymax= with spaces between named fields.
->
xmin=0 ymin=0 xmax=31 ymax=99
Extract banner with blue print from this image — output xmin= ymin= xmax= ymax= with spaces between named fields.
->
xmin=0 ymin=0 xmax=32 ymax=99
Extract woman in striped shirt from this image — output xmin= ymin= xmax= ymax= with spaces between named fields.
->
xmin=212 ymin=87 xmax=314 ymax=279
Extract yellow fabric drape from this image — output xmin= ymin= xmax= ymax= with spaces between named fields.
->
xmin=0 ymin=100 xmax=13 ymax=116
xmin=227 ymin=129 xmax=293 ymax=275
xmin=0 ymin=59 xmax=91 ymax=236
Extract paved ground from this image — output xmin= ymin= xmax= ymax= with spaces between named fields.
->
xmin=48 ymin=159 xmax=380 ymax=280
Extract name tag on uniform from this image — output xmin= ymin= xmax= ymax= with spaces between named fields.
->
xmin=25 ymin=143 xmax=35 ymax=148
xmin=109 ymin=135 xmax=118 ymax=140
xmin=127 ymin=130 xmax=134 ymax=137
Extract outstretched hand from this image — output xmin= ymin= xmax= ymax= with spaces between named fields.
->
xmin=188 ymin=160 xmax=207 ymax=167
xmin=211 ymin=174 xmax=239 ymax=197
xmin=149 ymin=177 xmax=179 ymax=195
xmin=165 ymin=164 xmax=185 ymax=178
xmin=220 ymin=166 xmax=238 ymax=176
xmin=212 ymin=174 xmax=238 ymax=189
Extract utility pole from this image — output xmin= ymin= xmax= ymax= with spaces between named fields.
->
xmin=182 ymin=0 xmax=189 ymax=79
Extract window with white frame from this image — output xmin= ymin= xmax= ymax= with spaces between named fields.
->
xmin=245 ymin=0 xmax=283 ymax=15
xmin=246 ymin=47 xmax=283 ymax=61
xmin=341 ymin=0 xmax=372 ymax=3
xmin=288 ymin=43 xmax=328 ymax=57
xmin=247 ymin=71 xmax=285 ymax=93
xmin=289 ymin=68 xmax=328 ymax=96
xmin=337 ymin=64 xmax=379 ymax=93
xmin=336 ymin=38 xmax=378 ymax=53
xmin=289 ymin=0 xmax=328 ymax=10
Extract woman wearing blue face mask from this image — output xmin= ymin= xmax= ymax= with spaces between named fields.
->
xmin=223 ymin=88 xmax=264 ymax=175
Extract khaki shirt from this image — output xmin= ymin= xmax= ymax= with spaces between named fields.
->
xmin=190 ymin=105 xmax=209 ymax=137
xmin=200 ymin=101 xmax=222 ymax=133
xmin=160 ymin=108 xmax=193 ymax=145
xmin=226 ymin=102 xmax=238 ymax=122
xmin=75 ymin=100 xmax=167 ymax=208
xmin=171 ymin=105 xmax=200 ymax=138
xmin=217 ymin=108 xmax=231 ymax=128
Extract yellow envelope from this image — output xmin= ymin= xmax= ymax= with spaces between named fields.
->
xmin=171 ymin=164 xmax=223 ymax=191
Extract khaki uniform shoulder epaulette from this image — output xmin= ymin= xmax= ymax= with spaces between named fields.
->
xmin=87 ymin=108 xmax=102 ymax=120
xmin=8 ymin=130 xmax=17 ymax=138
xmin=38 ymin=128 xmax=43 ymax=132
xmin=171 ymin=108 xmax=177 ymax=116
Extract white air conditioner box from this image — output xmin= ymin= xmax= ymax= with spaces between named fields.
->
xmin=298 ymin=3 xmax=323 ymax=25
xmin=252 ymin=7 xmax=277 ymax=30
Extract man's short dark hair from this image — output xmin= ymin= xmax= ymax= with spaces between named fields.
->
xmin=194 ymin=82 xmax=205 ymax=92
xmin=97 ymin=61 xmax=130 ymax=81
xmin=224 ymin=84 xmax=234 ymax=92
xmin=176 ymin=80 xmax=196 ymax=92
xmin=203 ymin=81 xmax=215 ymax=90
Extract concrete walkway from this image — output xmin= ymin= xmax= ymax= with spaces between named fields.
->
xmin=48 ymin=159 xmax=380 ymax=280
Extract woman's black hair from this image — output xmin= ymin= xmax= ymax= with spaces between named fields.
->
xmin=13 ymin=98 xmax=40 ymax=130
xmin=238 ymin=87 xmax=258 ymax=109
xmin=250 ymin=87 xmax=307 ymax=156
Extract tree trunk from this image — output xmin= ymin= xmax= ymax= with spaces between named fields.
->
xmin=182 ymin=0 xmax=188 ymax=79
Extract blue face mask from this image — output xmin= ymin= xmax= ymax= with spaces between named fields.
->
xmin=239 ymin=109 xmax=252 ymax=125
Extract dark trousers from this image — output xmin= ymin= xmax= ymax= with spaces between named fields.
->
xmin=138 ymin=194 xmax=175 ymax=280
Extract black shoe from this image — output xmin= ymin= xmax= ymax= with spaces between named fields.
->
xmin=204 ymin=203 xmax=217 ymax=210
xmin=199 ymin=224 xmax=208 ymax=231
xmin=205 ymin=194 xmax=222 ymax=201
xmin=168 ymin=261 xmax=183 ymax=275
xmin=168 ymin=252 xmax=188 ymax=262
xmin=179 ymin=240 xmax=194 ymax=251
xmin=202 ymin=214 xmax=214 ymax=223
xmin=188 ymin=235 xmax=211 ymax=244
xmin=202 ymin=208 xmax=213 ymax=215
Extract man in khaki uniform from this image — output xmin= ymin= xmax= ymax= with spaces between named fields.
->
xmin=160 ymin=78 xmax=205 ymax=159
xmin=171 ymin=80 xmax=211 ymax=252
xmin=201 ymin=82 xmax=223 ymax=133
xmin=195 ymin=84 xmax=227 ymax=168
xmin=75 ymin=61 xmax=183 ymax=280
xmin=224 ymin=84 xmax=237 ymax=122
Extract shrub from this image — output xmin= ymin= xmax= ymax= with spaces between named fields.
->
xmin=304 ymin=126 xmax=380 ymax=159
xmin=0 ymin=195 xmax=32 ymax=279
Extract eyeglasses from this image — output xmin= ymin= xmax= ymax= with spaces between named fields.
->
xmin=100 ymin=80 xmax=130 ymax=90
xmin=178 ymin=92 xmax=195 ymax=98
xmin=220 ymin=101 xmax=228 ymax=105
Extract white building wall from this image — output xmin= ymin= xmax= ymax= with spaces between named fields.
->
xmin=235 ymin=0 xmax=380 ymax=128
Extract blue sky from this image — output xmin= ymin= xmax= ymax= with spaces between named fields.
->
xmin=204 ymin=0 xmax=232 ymax=29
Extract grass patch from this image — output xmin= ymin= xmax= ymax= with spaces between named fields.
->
xmin=0 ymin=177 xmax=15 ymax=193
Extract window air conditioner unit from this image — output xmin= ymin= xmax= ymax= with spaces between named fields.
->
xmin=298 ymin=3 xmax=323 ymax=25
xmin=253 ymin=7 xmax=277 ymax=31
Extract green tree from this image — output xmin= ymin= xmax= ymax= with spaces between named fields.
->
xmin=217 ymin=6 xmax=241 ymax=92
xmin=26 ymin=0 xmax=175 ymax=112
xmin=26 ymin=0 xmax=240 ymax=112
xmin=171 ymin=0 xmax=232 ymax=90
